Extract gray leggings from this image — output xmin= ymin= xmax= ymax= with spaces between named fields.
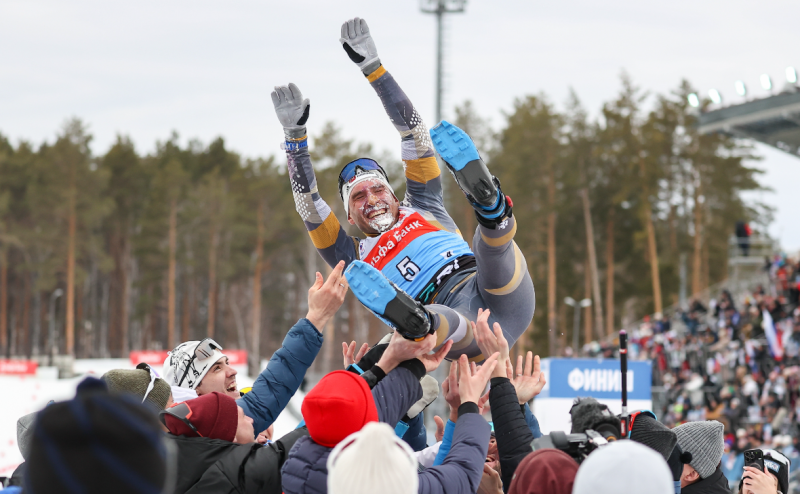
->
xmin=426 ymin=213 xmax=535 ymax=361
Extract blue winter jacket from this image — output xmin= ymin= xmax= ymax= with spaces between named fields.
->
xmin=281 ymin=362 xmax=425 ymax=494
xmin=237 ymin=318 xmax=323 ymax=435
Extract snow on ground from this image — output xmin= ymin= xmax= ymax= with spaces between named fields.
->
xmin=0 ymin=359 xmax=303 ymax=478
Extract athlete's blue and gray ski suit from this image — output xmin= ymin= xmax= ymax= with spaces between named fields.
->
xmin=283 ymin=65 xmax=534 ymax=360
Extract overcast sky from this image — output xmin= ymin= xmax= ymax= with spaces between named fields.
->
xmin=2 ymin=0 xmax=799 ymax=251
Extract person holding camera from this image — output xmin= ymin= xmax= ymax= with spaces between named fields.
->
xmin=737 ymin=449 xmax=791 ymax=494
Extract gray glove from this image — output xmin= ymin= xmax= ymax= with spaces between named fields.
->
xmin=271 ymin=83 xmax=310 ymax=140
xmin=340 ymin=17 xmax=381 ymax=75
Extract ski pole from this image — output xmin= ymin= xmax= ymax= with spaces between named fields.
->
xmin=620 ymin=329 xmax=629 ymax=436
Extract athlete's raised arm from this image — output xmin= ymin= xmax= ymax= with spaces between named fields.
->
xmin=271 ymin=83 xmax=359 ymax=268
xmin=340 ymin=18 xmax=450 ymax=222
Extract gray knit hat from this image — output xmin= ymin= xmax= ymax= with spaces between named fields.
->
xmin=17 ymin=411 xmax=37 ymax=460
xmin=102 ymin=367 xmax=172 ymax=411
xmin=673 ymin=420 xmax=724 ymax=479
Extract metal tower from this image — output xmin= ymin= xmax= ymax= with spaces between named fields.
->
xmin=420 ymin=0 xmax=466 ymax=125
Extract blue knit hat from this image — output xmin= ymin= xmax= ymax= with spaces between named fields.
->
xmin=25 ymin=377 xmax=170 ymax=494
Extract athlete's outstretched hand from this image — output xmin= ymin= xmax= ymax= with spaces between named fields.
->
xmin=340 ymin=17 xmax=380 ymax=74
xmin=271 ymin=83 xmax=310 ymax=139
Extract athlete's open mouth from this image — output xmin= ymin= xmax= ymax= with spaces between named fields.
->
xmin=368 ymin=208 xmax=387 ymax=218
xmin=226 ymin=381 xmax=237 ymax=393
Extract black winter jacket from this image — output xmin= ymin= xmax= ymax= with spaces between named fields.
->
xmin=681 ymin=466 xmax=731 ymax=494
xmin=169 ymin=426 xmax=308 ymax=494
xmin=489 ymin=377 xmax=534 ymax=492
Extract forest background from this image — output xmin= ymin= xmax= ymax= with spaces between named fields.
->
xmin=0 ymin=77 xmax=771 ymax=375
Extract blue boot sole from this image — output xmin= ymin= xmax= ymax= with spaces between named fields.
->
xmin=345 ymin=261 xmax=432 ymax=340
xmin=429 ymin=120 xmax=480 ymax=171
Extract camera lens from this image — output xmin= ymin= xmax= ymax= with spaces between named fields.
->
xmin=600 ymin=431 xmax=617 ymax=442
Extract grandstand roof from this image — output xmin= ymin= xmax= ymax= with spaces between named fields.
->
xmin=698 ymin=89 xmax=800 ymax=157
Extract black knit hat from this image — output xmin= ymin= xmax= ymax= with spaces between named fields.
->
xmin=630 ymin=414 xmax=678 ymax=461
xmin=25 ymin=377 xmax=169 ymax=494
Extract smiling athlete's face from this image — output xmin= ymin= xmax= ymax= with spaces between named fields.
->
xmin=347 ymin=179 xmax=399 ymax=235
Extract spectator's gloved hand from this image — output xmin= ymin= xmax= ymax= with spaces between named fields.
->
xmin=271 ymin=83 xmax=310 ymax=140
xmin=405 ymin=375 xmax=439 ymax=419
xmin=340 ymin=17 xmax=381 ymax=75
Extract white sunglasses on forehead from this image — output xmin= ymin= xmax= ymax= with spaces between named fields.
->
xmin=175 ymin=338 xmax=223 ymax=387
xmin=136 ymin=362 xmax=160 ymax=403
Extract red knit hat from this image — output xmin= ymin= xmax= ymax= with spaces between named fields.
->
xmin=164 ymin=391 xmax=238 ymax=442
xmin=508 ymin=449 xmax=578 ymax=494
xmin=302 ymin=370 xmax=378 ymax=448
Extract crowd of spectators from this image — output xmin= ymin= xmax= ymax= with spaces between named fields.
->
xmin=621 ymin=254 xmax=800 ymax=490
xmin=2 ymin=257 xmax=798 ymax=493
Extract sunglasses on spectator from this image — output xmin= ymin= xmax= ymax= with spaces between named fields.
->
xmin=159 ymin=402 xmax=201 ymax=437
xmin=136 ymin=362 xmax=160 ymax=404
xmin=177 ymin=338 xmax=223 ymax=387
xmin=627 ymin=410 xmax=658 ymax=438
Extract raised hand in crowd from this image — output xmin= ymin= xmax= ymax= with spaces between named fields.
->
xmin=442 ymin=359 xmax=490 ymax=422
xmin=305 ymin=260 xmax=349 ymax=331
xmin=506 ymin=352 xmax=546 ymax=405
xmin=458 ymin=352 xmax=500 ymax=405
xmin=375 ymin=331 xmax=453 ymax=374
xmin=434 ymin=415 xmax=446 ymax=442
xmin=473 ymin=308 xmax=511 ymax=379
xmin=342 ymin=340 xmax=369 ymax=368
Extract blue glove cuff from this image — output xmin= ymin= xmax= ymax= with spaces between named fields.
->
xmin=394 ymin=420 xmax=410 ymax=438
xmin=283 ymin=139 xmax=308 ymax=152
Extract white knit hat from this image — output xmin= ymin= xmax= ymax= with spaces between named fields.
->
xmin=163 ymin=339 xmax=227 ymax=390
xmin=340 ymin=170 xmax=396 ymax=217
xmin=327 ymin=422 xmax=418 ymax=494
xmin=573 ymin=441 xmax=672 ymax=494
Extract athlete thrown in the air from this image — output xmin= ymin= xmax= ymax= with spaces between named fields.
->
xmin=271 ymin=17 xmax=534 ymax=362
